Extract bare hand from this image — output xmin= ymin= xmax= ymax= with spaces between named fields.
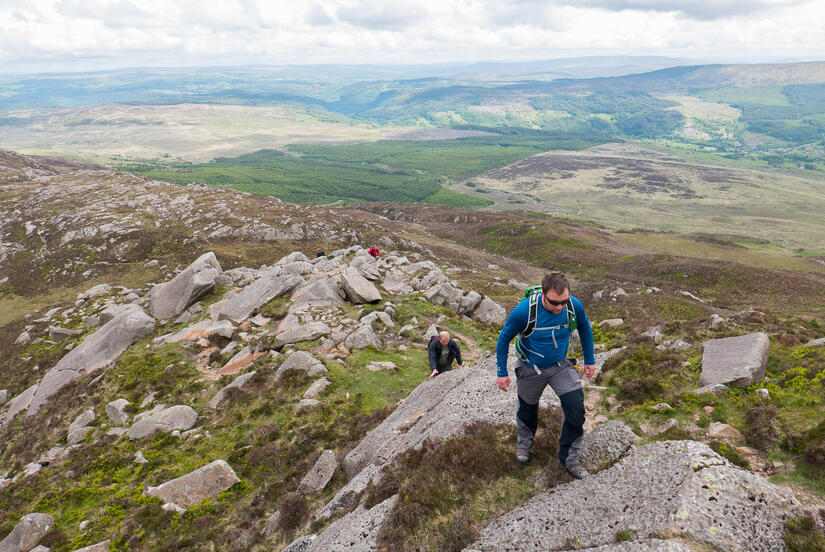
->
xmin=457 ymin=364 xmax=463 ymax=369
xmin=583 ymin=364 xmax=595 ymax=379
xmin=429 ymin=369 xmax=438 ymax=379
xmin=497 ymin=376 xmax=511 ymax=391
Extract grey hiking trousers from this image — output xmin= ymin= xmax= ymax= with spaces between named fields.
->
xmin=515 ymin=358 xmax=585 ymax=466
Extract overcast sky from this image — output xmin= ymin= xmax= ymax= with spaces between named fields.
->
xmin=1 ymin=0 xmax=824 ymax=73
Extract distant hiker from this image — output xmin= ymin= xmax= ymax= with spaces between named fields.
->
xmin=495 ymin=271 xmax=596 ymax=479
xmin=316 ymin=248 xmax=325 ymax=258
xmin=367 ymin=246 xmax=380 ymax=258
xmin=428 ymin=330 xmax=463 ymax=378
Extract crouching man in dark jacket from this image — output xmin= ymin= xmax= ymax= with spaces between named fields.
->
xmin=428 ymin=331 xmax=463 ymax=378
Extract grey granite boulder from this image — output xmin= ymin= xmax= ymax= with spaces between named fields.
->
xmin=470 ymin=296 xmax=506 ymax=324
xmin=148 ymin=251 xmax=222 ymax=320
xmin=290 ymin=277 xmax=345 ymax=310
xmin=806 ymin=337 xmax=825 ymax=346
xmin=692 ymin=383 xmax=730 ymax=396
xmin=67 ymin=409 xmax=95 ymax=445
xmin=298 ymin=450 xmax=338 ymax=495
xmin=207 ymin=371 xmax=256 ymax=409
xmin=274 ymin=322 xmax=331 ymax=348
xmin=307 ymin=495 xmax=398 ymax=552
xmin=699 ymin=332 xmax=770 ymax=388
xmin=579 ymin=420 xmax=638 ymax=474
xmin=0 ymin=384 xmax=38 ymax=424
xmin=0 ymin=513 xmax=54 ymax=552
xmin=27 ymin=304 xmax=155 ymax=418
xmin=0 ymin=389 xmax=7 ymax=405
xmin=281 ymin=535 xmax=317 ymax=552
xmin=340 ymin=267 xmax=382 ymax=303
xmin=145 ymin=460 xmax=240 ymax=508
xmin=275 ymin=351 xmax=327 ymax=382
xmin=344 ymin=324 xmax=381 ymax=350
xmin=105 ymin=399 xmax=130 ymax=426
xmin=48 ymin=325 xmax=83 ymax=341
xmin=213 ymin=273 xmax=304 ymax=324
xmin=127 ymin=405 xmax=197 ymax=440
xmin=467 ymin=440 xmax=804 ymax=552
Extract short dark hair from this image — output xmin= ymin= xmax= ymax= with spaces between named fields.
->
xmin=542 ymin=271 xmax=570 ymax=295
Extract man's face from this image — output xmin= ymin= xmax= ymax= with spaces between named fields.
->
xmin=439 ymin=335 xmax=449 ymax=346
xmin=542 ymin=288 xmax=570 ymax=314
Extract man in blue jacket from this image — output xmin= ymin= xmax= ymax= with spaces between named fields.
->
xmin=496 ymin=271 xmax=596 ymax=478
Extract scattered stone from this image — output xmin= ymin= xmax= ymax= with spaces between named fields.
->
xmin=77 ymin=283 xmax=111 ymax=303
xmin=67 ymin=409 xmax=95 ymax=445
xmin=293 ymin=399 xmax=321 ymax=415
xmin=610 ymin=288 xmax=627 ymax=299
xmin=70 ymin=540 xmax=110 ymax=552
xmin=678 ymin=290 xmax=704 ymax=303
xmin=22 ymin=462 xmax=42 ymax=478
xmin=0 ymin=513 xmax=54 ymax=552
xmin=693 ymin=383 xmax=730 ymax=396
xmin=598 ymin=318 xmax=624 ymax=327
xmin=207 ymin=371 xmax=257 ymax=409
xmin=699 ymin=332 xmax=770 ymax=388
xmin=274 ymin=321 xmax=331 ymax=348
xmin=303 ymin=377 xmax=331 ymax=399
xmin=250 ymin=313 xmax=270 ymax=326
xmin=806 ymin=337 xmax=825 ymax=347
xmin=298 ymin=450 xmax=338 ymax=495
xmin=580 ymin=420 xmax=638 ymax=474
xmin=709 ymin=313 xmax=726 ymax=327
xmin=667 ymin=340 xmax=691 ymax=350
xmin=366 ymin=361 xmax=397 ymax=372
xmin=134 ymin=451 xmax=149 ymax=465
xmin=144 ymin=259 xmax=159 ymax=267
xmin=707 ymin=422 xmax=743 ymax=441
xmin=641 ymin=326 xmax=664 ymax=343
xmin=27 ymin=305 xmax=156 ymax=417
xmin=0 ymin=389 xmax=8 ymax=405
xmin=261 ymin=511 xmax=281 ymax=537
xmin=38 ymin=446 xmax=68 ymax=466
xmin=702 ymin=406 xmax=715 ymax=415
xmin=140 ymin=392 xmax=157 ymax=409
xmin=756 ymin=388 xmax=770 ymax=399
xmin=468 ymin=441 xmax=804 ymax=552
xmin=651 ymin=402 xmax=673 ymax=412
xmin=344 ymin=324 xmax=381 ymax=350
xmin=173 ymin=303 xmax=203 ymax=325
xmin=14 ymin=330 xmax=31 ymax=347
xmin=145 ymin=460 xmax=240 ymax=508
xmin=105 ymin=399 xmax=130 ymax=426
xmin=639 ymin=418 xmax=677 ymax=436
xmin=275 ymin=351 xmax=328 ymax=382
xmin=290 ymin=276 xmax=345 ymax=310
xmin=219 ymin=347 xmax=264 ymax=376
xmin=127 ymin=405 xmax=198 ymax=440
xmin=48 ymin=325 xmax=83 ymax=341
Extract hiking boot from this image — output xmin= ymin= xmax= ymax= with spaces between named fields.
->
xmin=516 ymin=447 xmax=530 ymax=465
xmin=561 ymin=461 xmax=590 ymax=479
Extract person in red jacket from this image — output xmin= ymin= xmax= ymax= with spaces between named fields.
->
xmin=367 ymin=246 xmax=380 ymax=258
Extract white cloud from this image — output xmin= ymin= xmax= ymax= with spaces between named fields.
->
xmin=0 ymin=0 xmax=823 ymax=73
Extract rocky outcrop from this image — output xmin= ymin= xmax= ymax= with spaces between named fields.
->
xmin=307 ymin=495 xmax=398 ymax=552
xmin=471 ymin=296 xmax=506 ymax=324
xmin=105 ymin=399 xmax=130 ymax=426
xmin=466 ymin=440 xmax=804 ymax=552
xmin=344 ymin=324 xmax=381 ymax=350
xmin=699 ymin=332 xmax=770 ymax=388
xmin=212 ymin=272 xmax=304 ymax=324
xmin=340 ymin=267 xmax=382 ymax=303
xmin=207 ymin=371 xmax=256 ymax=409
xmin=147 ymin=251 xmax=222 ymax=320
xmin=127 ymin=405 xmax=198 ymax=440
xmin=70 ymin=541 xmax=111 ymax=552
xmin=303 ymin=377 xmax=331 ymax=399
xmin=0 ymin=513 xmax=54 ymax=552
xmin=298 ymin=450 xmax=338 ymax=495
xmin=290 ymin=277 xmax=345 ymax=310
xmin=317 ymin=352 xmax=554 ymax=520
xmin=145 ymin=460 xmax=240 ymax=509
xmin=27 ymin=305 xmax=156 ymax=417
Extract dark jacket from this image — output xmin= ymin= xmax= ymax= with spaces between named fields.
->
xmin=428 ymin=338 xmax=462 ymax=373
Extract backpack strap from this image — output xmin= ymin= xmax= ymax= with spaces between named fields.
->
xmin=521 ymin=290 xmax=540 ymax=337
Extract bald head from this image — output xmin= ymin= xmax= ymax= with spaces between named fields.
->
xmin=439 ymin=331 xmax=450 ymax=346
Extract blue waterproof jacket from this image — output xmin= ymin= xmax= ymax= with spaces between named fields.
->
xmin=496 ymin=294 xmax=596 ymax=378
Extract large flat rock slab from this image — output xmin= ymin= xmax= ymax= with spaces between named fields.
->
xmin=467 ymin=440 xmax=804 ymax=552
xmin=148 ymin=251 xmax=222 ymax=320
xmin=27 ymin=305 xmax=155 ymax=417
xmin=340 ymin=266 xmax=382 ymax=303
xmin=127 ymin=405 xmax=198 ymax=440
xmin=699 ymin=332 xmax=770 ymax=388
xmin=317 ymin=351 xmax=554 ymax=520
xmin=0 ymin=384 xmax=38 ymax=425
xmin=306 ymin=495 xmax=398 ymax=552
xmin=213 ymin=272 xmax=304 ymax=324
xmin=145 ymin=460 xmax=240 ymax=508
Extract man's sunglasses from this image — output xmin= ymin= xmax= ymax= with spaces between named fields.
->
xmin=544 ymin=296 xmax=569 ymax=306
